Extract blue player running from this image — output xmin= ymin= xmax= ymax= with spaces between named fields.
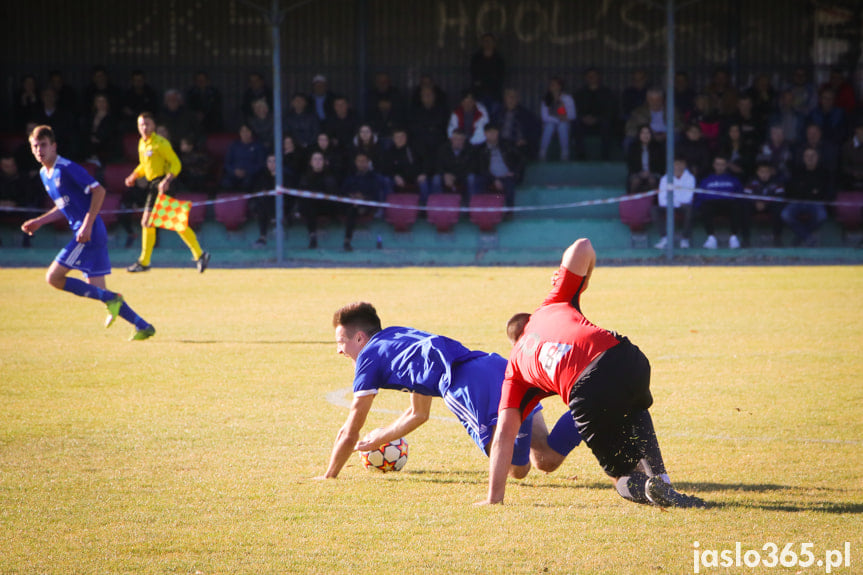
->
xmin=316 ymin=302 xmax=583 ymax=479
xmin=21 ymin=125 xmax=155 ymax=341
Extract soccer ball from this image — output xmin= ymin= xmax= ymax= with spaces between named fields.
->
xmin=359 ymin=438 xmax=409 ymax=472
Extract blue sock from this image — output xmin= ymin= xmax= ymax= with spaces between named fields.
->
xmin=119 ymin=302 xmax=150 ymax=330
xmin=63 ymin=277 xmax=114 ymax=302
xmin=547 ymin=411 xmax=582 ymax=456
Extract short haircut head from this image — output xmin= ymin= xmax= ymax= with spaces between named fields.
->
xmin=333 ymin=302 xmax=382 ymax=337
xmin=506 ymin=313 xmax=531 ymax=343
xmin=29 ymin=124 xmax=55 ymax=143
xmin=139 ymin=111 xmax=156 ymax=122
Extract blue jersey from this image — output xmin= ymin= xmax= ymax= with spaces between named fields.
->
xmin=352 ymin=326 xmax=486 ymax=398
xmin=39 ymin=156 xmax=103 ymax=232
xmin=696 ymin=173 xmax=743 ymax=205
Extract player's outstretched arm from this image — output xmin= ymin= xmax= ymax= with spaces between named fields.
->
xmin=317 ymin=394 xmax=375 ymax=479
xmin=355 ymin=393 xmax=432 ymax=451
xmin=21 ymin=207 xmax=64 ymax=236
xmin=478 ymin=407 xmax=522 ymax=505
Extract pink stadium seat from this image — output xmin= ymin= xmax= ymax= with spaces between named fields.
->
xmin=214 ymin=193 xmax=248 ymax=231
xmin=102 ymin=163 xmax=136 ymax=194
xmin=384 ymin=192 xmax=420 ymax=232
xmin=619 ymin=195 xmax=654 ymax=232
xmin=99 ymin=193 xmax=122 ymax=228
xmin=174 ymin=192 xmax=209 ymax=229
xmin=204 ymin=132 xmax=235 ymax=166
xmin=426 ymin=194 xmax=461 ymax=232
xmin=469 ymin=193 xmax=505 ymax=232
xmin=834 ymin=191 xmax=863 ymax=230
xmin=122 ymin=132 xmax=139 ymax=162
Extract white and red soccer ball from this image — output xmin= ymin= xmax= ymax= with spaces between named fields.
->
xmin=359 ymin=438 xmax=409 ymax=472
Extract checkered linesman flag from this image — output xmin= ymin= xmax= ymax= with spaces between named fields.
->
xmin=147 ymin=193 xmax=191 ymax=232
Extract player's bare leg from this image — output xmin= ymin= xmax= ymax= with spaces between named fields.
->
xmin=528 ymin=412 xmax=567 ymax=473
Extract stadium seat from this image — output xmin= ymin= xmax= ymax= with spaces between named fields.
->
xmin=204 ymin=132 xmax=235 ymax=166
xmin=619 ymin=195 xmax=654 ymax=232
xmin=834 ymin=191 xmax=863 ymax=231
xmin=81 ymin=161 xmax=99 ymax=177
xmin=99 ymin=192 xmax=122 ymax=228
xmin=469 ymin=193 xmax=505 ymax=232
xmin=214 ymin=192 xmax=248 ymax=231
xmin=384 ymin=192 xmax=420 ymax=232
xmin=174 ymin=192 xmax=209 ymax=229
xmin=0 ymin=132 xmax=25 ymax=155
xmin=102 ymin=163 xmax=136 ymax=194
xmin=426 ymin=194 xmax=461 ymax=232
xmin=122 ymin=132 xmax=139 ymax=162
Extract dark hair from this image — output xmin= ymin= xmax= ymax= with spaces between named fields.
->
xmin=544 ymin=76 xmax=564 ymax=108
xmin=333 ymin=302 xmax=382 ymax=337
xmin=29 ymin=124 xmax=55 ymax=143
xmin=139 ymin=111 xmax=156 ymax=122
xmin=506 ymin=313 xmax=531 ymax=343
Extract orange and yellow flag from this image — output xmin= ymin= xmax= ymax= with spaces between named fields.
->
xmin=148 ymin=193 xmax=191 ymax=232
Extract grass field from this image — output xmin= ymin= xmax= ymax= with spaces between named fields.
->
xmin=1 ymin=264 xmax=861 ymax=574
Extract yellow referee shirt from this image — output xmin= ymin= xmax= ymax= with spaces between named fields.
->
xmin=132 ymin=133 xmax=182 ymax=182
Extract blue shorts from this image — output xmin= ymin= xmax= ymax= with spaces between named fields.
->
xmin=54 ymin=219 xmax=111 ymax=279
xmin=444 ymin=353 xmax=541 ymax=466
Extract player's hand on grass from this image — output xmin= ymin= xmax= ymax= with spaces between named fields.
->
xmin=311 ymin=475 xmax=336 ymax=481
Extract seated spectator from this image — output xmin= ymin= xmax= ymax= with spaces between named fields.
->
xmin=625 ymin=125 xmax=664 ymax=195
xmin=794 ymin=123 xmax=838 ymax=186
xmin=369 ymin=96 xmax=403 ymax=149
xmin=624 ymin=87 xmax=680 ymax=149
xmin=493 ymin=87 xmax=540 ymax=164
xmin=758 ymin=124 xmax=794 ymax=183
xmin=727 ymin=93 xmax=764 ymax=152
xmin=241 ymin=72 xmax=272 ymax=122
xmin=309 ymin=74 xmax=336 ymax=122
xmin=341 ymin=152 xmax=391 ymax=251
xmin=283 ymin=93 xmax=320 ymax=149
xmin=770 ymin=89 xmax=805 ymax=144
xmin=299 ymin=150 xmax=340 ymax=249
xmin=221 ymin=125 xmax=266 ymax=191
xmin=720 ymin=122 xmax=756 ymax=182
xmin=48 ymin=70 xmax=78 ymax=117
xmin=432 ymin=129 xmax=478 ymax=201
xmin=690 ymin=93 xmax=721 ymax=151
xmin=821 ymin=67 xmax=857 ymax=117
xmin=411 ymin=74 xmax=449 ymax=118
xmin=782 ymin=147 xmax=834 ymax=246
xmin=475 ymin=123 xmax=524 ymax=209
xmin=177 ymin=136 xmax=212 ymax=192
xmin=742 ymin=161 xmax=785 ymax=247
xmin=746 ymin=74 xmax=777 ymax=130
xmin=807 ymin=87 xmax=847 ymax=146
xmin=621 ymin=69 xmax=648 ymax=123
xmin=788 ymin=67 xmax=816 ymax=116
xmin=121 ymin=70 xmax=159 ymax=133
xmin=307 ymin=132 xmax=345 ymax=182
xmin=366 ymin=71 xmax=402 ymax=119
xmin=84 ymin=93 xmax=122 ymax=166
xmin=324 ymin=96 xmax=358 ymax=150
xmin=281 ymin=135 xmax=306 ymax=187
xmin=15 ymin=122 xmax=41 ymax=179
xmin=34 ymin=87 xmax=81 ymax=160
xmin=653 ymin=156 xmax=696 ymax=250
xmin=378 ymin=127 xmax=430 ymax=203
xmin=539 ymin=77 xmax=576 ymax=161
xmin=840 ymin=120 xmax=863 ymax=190
xmin=159 ymin=88 xmax=200 ymax=149
xmin=249 ymin=153 xmax=278 ymax=247
xmin=246 ymin=97 xmax=274 ymax=151
xmin=674 ymin=71 xmax=696 ymax=120
xmin=696 ymin=155 xmax=745 ymax=249
xmin=409 ymin=86 xmax=449 ymax=176
xmin=574 ymin=67 xmax=617 ymax=161
xmin=82 ymin=66 xmax=123 ymax=120
xmin=705 ymin=68 xmax=738 ymax=119
xmin=0 ymin=154 xmax=41 ymax=247
xmin=351 ymin=124 xmax=382 ymax=167
xmin=470 ymin=32 xmax=506 ymax=117
xmin=14 ymin=74 xmax=40 ymax=130
xmin=448 ymin=90 xmax=490 ymax=146
xmin=186 ymin=70 xmax=223 ymax=133
xmin=677 ymin=123 xmax=712 ymax=180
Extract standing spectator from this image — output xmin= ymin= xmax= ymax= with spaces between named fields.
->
xmin=309 ymin=74 xmax=336 ymax=122
xmin=690 ymin=93 xmax=721 ymax=151
xmin=14 ymin=74 xmax=41 ymax=129
xmin=308 ymin=132 xmax=345 ymax=183
xmin=742 ymin=162 xmax=785 ymax=247
xmin=782 ymin=147 xmax=834 ymax=246
xmin=493 ymin=88 xmax=540 ymax=163
xmin=746 ymin=74 xmax=777 ymax=129
xmin=283 ymin=93 xmax=320 ymax=149
xmin=770 ymin=89 xmax=805 ymax=144
xmin=822 ymin=67 xmax=857 ymax=116
xmin=807 ymin=87 xmax=847 ymax=146
xmin=674 ymin=71 xmax=696 ymax=119
xmin=448 ymin=90 xmax=490 ymax=146
xmin=677 ymin=123 xmax=712 ymax=180
xmin=82 ymin=66 xmax=123 ymax=119
xmin=159 ymin=89 xmax=200 ymax=150
xmin=625 ymin=125 xmax=664 ymax=195
xmin=410 ymin=74 xmax=450 ymax=118
xmin=705 ymin=68 xmax=739 ymax=118
xmin=221 ymin=125 xmax=266 ymax=192
xmin=788 ymin=67 xmax=817 ymax=116
xmin=34 ymin=87 xmax=81 ymax=160
xmin=758 ymin=124 xmax=794 ymax=183
xmin=281 ymin=135 xmax=305 ymax=188
xmin=432 ymin=129 xmax=478 ymax=200
xmin=475 ymin=124 xmax=523 ymax=208
xmin=470 ymin=32 xmax=506 ymax=117
xmin=410 ymin=86 xmax=449 ymax=176
xmin=176 ymin=136 xmax=211 ymax=192
xmin=697 ymin=155 xmax=745 ymax=249
xmin=840 ymin=120 xmax=863 ymax=190
xmin=121 ymin=70 xmax=159 ymax=133
xmin=249 ymin=153 xmax=278 ymax=247
xmin=727 ymin=94 xmax=764 ymax=152
xmin=378 ymin=127 xmax=430 ymax=203
xmin=574 ymin=67 xmax=617 ymax=161
xmin=653 ymin=156 xmax=696 ymax=250
xmin=720 ymin=123 xmax=757 ymax=182
xmin=366 ymin=72 xmax=402 ymax=120
xmin=351 ymin=124 xmax=382 ymax=167
xmin=246 ymin=98 xmax=275 ymax=152
xmin=369 ymin=96 xmax=403 ymax=149
xmin=624 ymin=87 xmax=680 ymax=149
xmin=298 ymin=150 xmax=340 ymax=249
xmin=324 ymin=96 xmax=359 ymax=151
xmin=539 ymin=77 xmax=576 ymax=162
xmin=84 ymin=93 xmax=121 ymax=166
xmin=341 ymin=152 xmax=390 ymax=251
xmin=48 ymin=70 xmax=78 ymax=117
xmin=186 ymin=71 xmax=223 ymax=133
xmin=621 ymin=69 xmax=649 ymax=123
xmin=241 ymin=72 xmax=272 ymax=123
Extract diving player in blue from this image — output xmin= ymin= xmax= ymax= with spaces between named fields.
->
xmin=21 ymin=125 xmax=155 ymax=341
xmin=316 ymin=302 xmax=583 ymax=479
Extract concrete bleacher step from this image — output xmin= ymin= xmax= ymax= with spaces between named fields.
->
xmin=522 ymin=162 xmax=628 ymax=187
xmin=516 ymin=185 xmax=625 ymax=219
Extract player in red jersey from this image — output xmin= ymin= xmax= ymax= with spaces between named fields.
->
xmin=480 ymin=238 xmax=705 ymax=508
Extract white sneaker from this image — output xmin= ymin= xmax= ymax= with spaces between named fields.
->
xmin=728 ymin=235 xmax=741 ymax=249
xmin=703 ymin=235 xmax=718 ymax=249
xmin=654 ymin=236 xmax=668 ymax=250
xmin=679 ymin=239 xmax=690 ymax=249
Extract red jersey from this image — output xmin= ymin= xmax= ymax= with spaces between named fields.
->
xmin=501 ymin=266 xmax=620 ymax=417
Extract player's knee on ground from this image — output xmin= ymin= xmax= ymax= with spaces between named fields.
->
xmin=531 ymin=446 xmax=565 ymax=473
xmin=509 ymin=462 xmax=531 ymax=480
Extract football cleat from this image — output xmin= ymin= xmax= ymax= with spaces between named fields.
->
xmin=130 ymin=325 xmax=156 ymax=341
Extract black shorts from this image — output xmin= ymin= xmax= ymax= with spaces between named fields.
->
xmin=567 ymin=336 xmax=653 ymax=477
xmin=124 ymin=177 xmax=165 ymax=212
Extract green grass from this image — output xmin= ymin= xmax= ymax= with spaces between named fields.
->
xmin=1 ymin=265 xmax=861 ymax=574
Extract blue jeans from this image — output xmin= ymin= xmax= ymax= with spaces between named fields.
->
xmin=540 ymin=120 xmax=570 ymax=161
xmin=431 ymin=173 xmax=478 ymax=202
xmin=781 ymin=203 xmax=827 ymax=243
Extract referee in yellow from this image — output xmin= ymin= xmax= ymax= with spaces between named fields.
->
xmin=124 ymin=112 xmax=210 ymax=273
